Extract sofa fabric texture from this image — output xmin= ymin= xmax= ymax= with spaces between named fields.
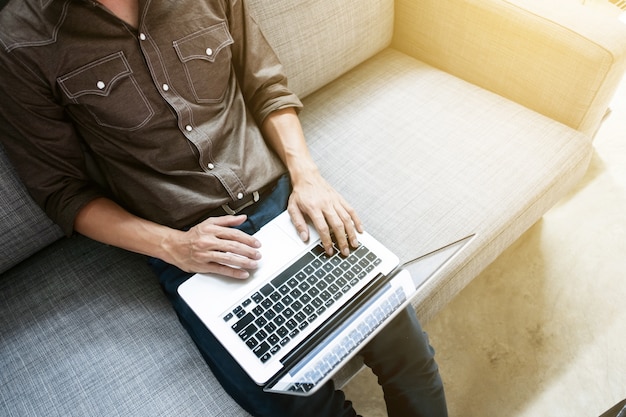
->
xmin=394 ymin=0 xmax=626 ymax=137
xmin=2 ymin=0 xmax=624 ymax=415
xmin=0 ymin=141 xmax=62 ymax=273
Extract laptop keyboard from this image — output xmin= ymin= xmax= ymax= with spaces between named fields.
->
xmin=223 ymin=242 xmax=382 ymax=364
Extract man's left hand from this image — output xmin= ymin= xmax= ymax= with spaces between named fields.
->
xmin=287 ymin=173 xmax=363 ymax=257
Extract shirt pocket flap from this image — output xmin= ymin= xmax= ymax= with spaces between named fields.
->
xmin=58 ymin=52 xmax=132 ymax=99
xmin=173 ymin=22 xmax=234 ymax=64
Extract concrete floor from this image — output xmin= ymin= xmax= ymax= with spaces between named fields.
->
xmin=343 ymin=59 xmax=626 ymax=417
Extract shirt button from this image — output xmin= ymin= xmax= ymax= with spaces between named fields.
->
xmin=207 ymin=163 xmax=215 ymax=170
xmin=162 ymin=84 xmax=169 ymax=91
xmin=185 ymin=125 xmax=193 ymax=132
xmin=139 ymin=33 xmax=146 ymax=41
xmin=96 ymin=81 xmax=105 ymax=90
xmin=206 ymin=47 xmax=213 ymax=56
xmin=237 ymin=193 xmax=244 ymax=200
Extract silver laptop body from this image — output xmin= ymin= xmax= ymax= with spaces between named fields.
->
xmin=179 ymin=210 xmax=472 ymax=395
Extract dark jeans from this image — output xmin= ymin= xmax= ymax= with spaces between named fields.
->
xmin=149 ymin=175 xmax=448 ymax=417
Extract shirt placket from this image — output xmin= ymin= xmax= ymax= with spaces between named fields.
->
xmin=137 ymin=22 xmax=247 ymax=203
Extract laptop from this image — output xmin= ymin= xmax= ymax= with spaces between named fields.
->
xmin=178 ymin=210 xmax=473 ymax=395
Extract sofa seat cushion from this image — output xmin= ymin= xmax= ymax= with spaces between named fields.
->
xmin=300 ymin=48 xmax=592 ymax=322
xmin=0 ymin=235 xmax=251 ymax=417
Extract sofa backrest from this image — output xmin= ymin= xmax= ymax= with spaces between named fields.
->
xmin=0 ymin=142 xmax=63 ymax=274
xmin=248 ymin=0 xmax=394 ymax=99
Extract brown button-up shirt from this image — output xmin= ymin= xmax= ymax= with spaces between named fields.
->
xmin=0 ymin=0 xmax=302 ymax=235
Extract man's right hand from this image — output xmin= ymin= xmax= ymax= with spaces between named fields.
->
xmin=162 ymin=215 xmax=262 ymax=279
xmin=74 ymin=198 xmax=261 ymax=280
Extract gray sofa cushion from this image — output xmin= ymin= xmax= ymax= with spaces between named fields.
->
xmin=0 ymin=234 xmax=251 ymax=416
xmin=0 ymin=142 xmax=63 ymax=274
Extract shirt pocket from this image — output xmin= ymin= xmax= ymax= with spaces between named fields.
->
xmin=58 ymin=52 xmax=154 ymax=131
xmin=173 ymin=21 xmax=234 ymax=103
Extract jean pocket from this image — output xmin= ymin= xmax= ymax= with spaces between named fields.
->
xmin=173 ymin=21 xmax=234 ymax=104
xmin=58 ymin=51 xmax=154 ymax=131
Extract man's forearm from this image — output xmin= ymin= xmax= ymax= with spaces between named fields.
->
xmin=74 ymin=197 xmax=262 ymax=277
xmin=260 ymin=107 xmax=363 ymax=255
xmin=260 ymin=107 xmax=319 ymax=186
xmin=74 ymin=197 xmax=180 ymax=263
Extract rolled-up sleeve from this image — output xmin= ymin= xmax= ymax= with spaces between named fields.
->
xmin=0 ymin=51 xmax=104 ymax=236
xmin=228 ymin=0 xmax=303 ymax=125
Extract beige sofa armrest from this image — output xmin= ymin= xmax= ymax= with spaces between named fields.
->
xmin=393 ymin=0 xmax=626 ymax=137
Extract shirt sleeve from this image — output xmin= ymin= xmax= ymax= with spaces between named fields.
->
xmin=0 ymin=50 xmax=105 ymax=236
xmin=227 ymin=0 xmax=303 ymax=125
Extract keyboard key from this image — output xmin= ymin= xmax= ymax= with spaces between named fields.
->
xmin=264 ymin=322 xmax=277 ymax=334
xmin=232 ymin=313 xmax=254 ymax=333
xmin=251 ymin=292 xmax=263 ymax=303
xmin=282 ymin=294 xmax=294 ymax=305
xmin=286 ymin=319 xmax=297 ymax=330
xmin=311 ymin=244 xmax=326 ymax=257
xmin=238 ymin=324 xmax=258 ymax=341
xmin=263 ymin=310 xmax=276 ymax=321
xmin=260 ymin=284 xmax=274 ymax=296
xmin=246 ymin=337 xmax=259 ymax=349
xmin=255 ymin=329 xmax=268 ymax=341
xmin=354 ymin=246 xmax=369 ymax=258
xmin=290 ymin=288 xmax=302 ymax=298
xmin=253 ymin=342 xmax=270 ymax=358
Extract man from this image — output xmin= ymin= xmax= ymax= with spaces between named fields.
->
xmin=0 ymin=0 xmax=448 ymax=415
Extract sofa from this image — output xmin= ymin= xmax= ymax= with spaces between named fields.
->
xmin=2 ymin=0 xmax=625 ymax=415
